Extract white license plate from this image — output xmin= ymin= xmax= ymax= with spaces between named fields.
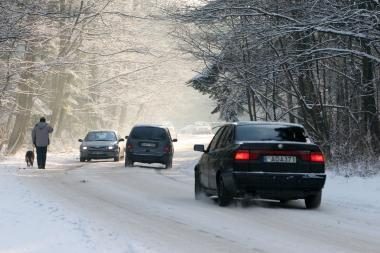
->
xmin=141 ymin=143 xmax=156 ymax=148
xmin=264 ymin=156 xmax=296 ymax=163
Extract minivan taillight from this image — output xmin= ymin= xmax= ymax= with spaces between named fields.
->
xmin=127 ymin=144 xmax=133 ymax=150
xmin=310 ymin=152 xmax=324 ymax=163
xmin=164 ymin=146 xmax=170 ymax=153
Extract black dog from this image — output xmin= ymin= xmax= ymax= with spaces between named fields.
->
xmin=25 ymin=150 xmax=35 ymax=167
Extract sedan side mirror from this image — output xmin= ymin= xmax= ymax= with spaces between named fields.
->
xmin=125 ymin=135 xmax=129 ymax=139
xmin=118 ymin=138 xmax=125 ymax=142
xmin=194 ymin=144 xmax=205 ymax=152
xmin=172 ymin=138 xmax=178 ymax=142
xmin=78 ymin=139 xmax=83 ymax=142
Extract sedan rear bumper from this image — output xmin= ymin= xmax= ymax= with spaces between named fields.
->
xmin=229 ymin=171 xmax=326 ymax=199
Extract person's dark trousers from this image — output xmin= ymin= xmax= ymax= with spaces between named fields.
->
xmin=36 ymin=146 xmax=47 ymax=169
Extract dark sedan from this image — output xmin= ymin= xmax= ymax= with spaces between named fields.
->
xmin=193 ymin=121 xmax=326 ymax=209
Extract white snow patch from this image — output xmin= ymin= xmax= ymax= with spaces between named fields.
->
xmin=1 ymin=136 xmax=380 ymax=253
xmin=0 ymin=159 xmax=153 ymax=253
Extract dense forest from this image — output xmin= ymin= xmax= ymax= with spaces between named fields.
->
xmin=172 ymin=0 xmax=380 ymax=174
xmin=0 ymin=0 xmax=213 ymax=154
xmin=1 ymin=0 xmax=379 ymax=174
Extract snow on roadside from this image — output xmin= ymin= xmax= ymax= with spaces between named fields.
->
xmin=325 ymin=171 xmax=380 ymax=213
xmin=0 ymin=159 xmax=153 ymax=253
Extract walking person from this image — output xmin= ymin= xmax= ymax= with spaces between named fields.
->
xmin=32 ymin=117 xmax=53 ymax=169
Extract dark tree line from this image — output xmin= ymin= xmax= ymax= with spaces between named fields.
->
xmin=172 ymin=0 xmax=380 ymax=171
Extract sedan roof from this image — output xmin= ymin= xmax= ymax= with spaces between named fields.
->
xmin=227 ymin=121 xmax=304 ymax=128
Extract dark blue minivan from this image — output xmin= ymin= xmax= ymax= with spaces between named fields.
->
xmin=125 ymin=124 xmax=177 ymax=169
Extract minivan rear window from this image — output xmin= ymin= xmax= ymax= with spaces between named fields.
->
xmin=130 ymin=127 xmax=168 ymax=140
xmin=236 ymin=125 xmax=307 ymax=142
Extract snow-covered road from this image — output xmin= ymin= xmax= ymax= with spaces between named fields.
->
xmin=1 ymin=136 xmax=380 ymax=253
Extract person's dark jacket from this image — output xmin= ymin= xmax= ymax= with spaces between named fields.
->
xmin=32 ymin=122 xmax=54 ymax=147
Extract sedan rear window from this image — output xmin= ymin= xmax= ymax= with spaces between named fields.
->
xmin=236 ymin=125 xmax=307 ymax=142
xmin=130 ymin=127 xmax=168 ymax=140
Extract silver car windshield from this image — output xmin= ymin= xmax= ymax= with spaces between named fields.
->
xmin=85 ymin=132 xmax=117 ymax=141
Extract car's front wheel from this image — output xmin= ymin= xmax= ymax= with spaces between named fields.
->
xmin=217 ymin=176 xmax=233 ymax=207
xmin=305 ymin=191 xmax=322 ymax=209
xmin=114 ymin=149 xmax=120 ymax=162
xmin=194 ymin=169 xmax=203 ymax=200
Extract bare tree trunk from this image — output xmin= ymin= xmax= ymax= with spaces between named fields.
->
xmin=272 ymin=75 xmax=277 ymax=121
xmin=7 ymin=77 xmax=34 ymax=154
xmin=361 ymin=42 xmax=380 ymax=153
xmin=50 ymin=0 xmax=69 ymax=137
xmin=6 ymin=36 xmax=36 ymax=154
xmin=246 ymin=87 xmax=253 ymax=121
xmin=251 ymin=89 xmax=257 ymax=121
xmin=0 ymin=45 xmax=13 ymax=109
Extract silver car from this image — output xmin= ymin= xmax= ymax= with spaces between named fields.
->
xmin=79 ymin=130 xmax=125 ymax=162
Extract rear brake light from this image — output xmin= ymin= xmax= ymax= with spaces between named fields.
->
xmin=234 ymin=150 xmax=250 ymax=160
xmin=127 ymin=144 xmax=133 ymax=150
xmin=234 ymin=150 xmax=259 ymax=160
xmin=310 ymin=152 xmax=324 ymax=163
xmin=164 ymin=146 xmax=170 ymax=153
xmin=250 ymin=152 xmax=259 ymax=160
xmin=234 ymin=150 xmax=323 ymax=162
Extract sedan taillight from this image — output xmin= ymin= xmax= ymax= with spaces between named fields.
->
xmin=234 ymin=150 xmax=250 ymax=160
xmin=233 ymin=150 xmax=324 ymax=163
xmin=234 ymin=150 xmax=259 ymax=161
xmin=310 ymin=152 xmax=325 ymax=163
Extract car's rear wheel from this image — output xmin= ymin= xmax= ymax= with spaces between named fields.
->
xmin=217 ymin=176 xmax=233 ymax=207
xmin=280 ymin=199 xmax=290 ymax=204
xmin=165 ymin=158 xmax=173 ymax=169
xmin=80 ymin=157 xmax=85 ymax=162
xmin=194 ymin=169 xmax=203 ymax=200
xmin=305 ymin=191 xmax=322 ymax=209
xmin=125 ymin=156 xmax=134 ymax=167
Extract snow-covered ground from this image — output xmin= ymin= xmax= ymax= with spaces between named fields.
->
xmin=1 ymin=135 xmax=380 ymax=253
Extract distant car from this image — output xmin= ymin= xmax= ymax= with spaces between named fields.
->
xmin=125 ymin=124 xmax=177 ymax=168
xmin=193 ymin=121 xmax=326 ymax=209
xmin=180 ymin=125 xmax=213 ymax=135
xmin=79 ymin=130 xmax=125 ymax=162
